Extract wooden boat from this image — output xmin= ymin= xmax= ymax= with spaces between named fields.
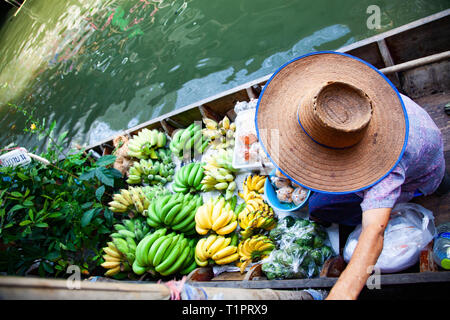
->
xmin=1 ymin=9 xmax=449 ymax=300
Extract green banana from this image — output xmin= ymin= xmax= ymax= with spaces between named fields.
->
xmin=156 ymin=238 xmax=187 ymax=274
xmin=152 ymin=236 xmax=173 ymax=267
xmin=159 ymin=243 xmax=190 ymax=276
xmin=163 ymin=202 xmax=183 ymax=226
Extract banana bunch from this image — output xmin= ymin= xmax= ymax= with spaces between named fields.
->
xmin=170 ymin=123 xmax=209 ymax=159
xmin=237 ymin=235 xmax=275 ymax=273
xmin=145 ymin=193 xmax=203 ymax=235
xmin=111 ymin=218 xmax=151 ymax=243
xmin=244 ymin=175 xmax=266 ymax=194
xmin=127 ymin=158 xmax=175 ymax=185
xmin=132 ymin=228 xmax=197 ymax=276
xmin=195 ymin=197 xmax=238 ymax=236
xmin=128 ymin=128 xmax=167 ymax=160
xmin=202 ymin=116 xmax=236 ymax=150
xmin=141 ymin=185 xmax=172 ymax=201
xmin=172 ymin=162 xmax=205 ymax=194
xmin=108 ymin=186 xmax=150 ymax=216
xmin=195 ymin=233 xmax=239 ymax=266
xmin=238 ymin=197 xmax=277 ymax=239
xmin=101 ymin=242 xmax=131 ymax=277
xmin=201 ymin=149 xmax=237 ymax=199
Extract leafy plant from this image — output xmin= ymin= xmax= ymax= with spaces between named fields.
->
xmin=0 ymin=104 xmax=125 ymax=278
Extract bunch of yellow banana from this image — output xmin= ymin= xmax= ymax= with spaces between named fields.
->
xmin=195 ymin=234 xmax=239 ymax=266
xmin=238 ymin=197 xmax=277 ymax=239
xmin=108 ymin=187 xmax=150 ymax=216
xmin=201 ymin=149 xmax=237 ymax=200
xmin=202 ymin=116 xmax=236 ymax=150
xmin=101 ymin=242 xmax=131 ymax=277
xmin=195 ymin=197 xmax=238 ymax=236
xmin=244 ymin=175 xmax=266 ymax=194
xmin=237 ymin=235 xmax=275 ymax=273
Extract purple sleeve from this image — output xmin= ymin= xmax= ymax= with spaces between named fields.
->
xmin=360 ymin=164 xmax=406 ymax=212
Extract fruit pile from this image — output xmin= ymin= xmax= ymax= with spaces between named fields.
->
xmin=172 ymin=162 xmax=205 ymax=194
xmin=195 ymin=234 xmax=239 ymax=266
xmin=133 ymin=229 xmax=197 ymax=276
xmin=127 ymin=128 xmax=167 ymax=160
xmin=201 ymin=116 xmax=236 ymax=150
xmin=201 ymin=148 xmax=237 ymax=199
xmin=108 ymin=186 xmax=171 ymax=216
xmin=238 ymin=196 xmax=277 ymax=239
xmin=195 ymin=197 xmax=238 ymax=236
xmin=127 ymin=157 xmax=175 ymax=186
xmin=145 ymin=193 xmax=203 ymax=235
xmin=237 ymin=235 xmax=275 ymax=273
xmin=242 ymin=175 xmax=266 ymax=197
xmin=170 ymin=123 xmax=209 ymax=159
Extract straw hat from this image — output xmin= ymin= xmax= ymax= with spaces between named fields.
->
xmin=256 ymin=51 xmax=409 ymax=193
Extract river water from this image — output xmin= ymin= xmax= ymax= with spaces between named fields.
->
xmin=0 ymin=0 xmax=447 ymax=151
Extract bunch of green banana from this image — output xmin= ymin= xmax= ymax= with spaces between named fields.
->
xmin=169 ymin=123 xmax=210 ymax=159
xmin=195 ymin=233 xmax=239 ymax=267
xmin=202 ymin=116 xmax=236 ymax=150
xmin=145 ymin=193 xmax=203 ymax=235
xmin=237 ymin=235 xmax=275 ymax=273
xmin=195 ymin=196 xmax=238 ymax=236
xmin=128 ymin=128 xmax=168 ymax=160
xmin=201 ymin=149 xmax=237 ymax=199
xmin=238 ymin=197 xmax=277 ymax=239
xmin=172 ymin=162 xmax=205 ymax=194
xmin=127 ymin=158 xmax=176 ymax=185
xmin=132 ymin=228 xmax=198 ymax=276
xmin=108 ymin=186 xmax=150 ymax=216
xmin=101 ymin=242 xmax=131 ymax=277
xmin=111 ymin=218 xmax=151 ymax=243
xmin=141 ymin=185 xmax=172 ymax=201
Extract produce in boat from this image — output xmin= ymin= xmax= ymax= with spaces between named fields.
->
xmin=170 ymin=123 xmax=209 ymax=159
xmin=238 ymin=195 xmax=276 ymax=239
xmin=101 ymin=242 xmax=131 ymax=277
xmin=172 ymin=162 xmax=205 ymax=194
xmin=201 ymin=148 xmax=237 ymax=199
xmin=237 ymin=235 xmax=275 ymax=273
xmin=145 ymin=193 xmax=202 ymax=235
xmin=132 ymin=229 xmax=197 ymax=276
xmin=201 ymin=116 xmax=236 ymax=150
xmin=127 ymin=153 xmax=175 ymax=185
xmin=195 ymin=233 xmax=239 ymax=266
xmin=127 ymin=128 xmax=167 ymax=160
xmin=195 ymin=196 xmax=238 ymax=236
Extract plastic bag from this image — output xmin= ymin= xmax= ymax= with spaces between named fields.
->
xmin=261 ymin=217 xmax=335 ymax=279
xmin=343 ymin=203 xmax=436 ymax=273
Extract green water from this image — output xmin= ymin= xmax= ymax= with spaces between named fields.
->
xmin=0 ymin=0 xmax=448 ymax=151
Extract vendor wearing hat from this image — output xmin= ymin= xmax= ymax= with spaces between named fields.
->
xmin=256 ymin=51 xmax=447 ymax=300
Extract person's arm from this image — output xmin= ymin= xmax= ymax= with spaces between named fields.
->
xmin=325 ymin=207 xmax=391 ymax=300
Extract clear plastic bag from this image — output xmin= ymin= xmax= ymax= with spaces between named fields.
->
xmin=343 ymin=203 xmax=437 ymax=273
xmin=262 ymin=217 xmax=335 ymax=279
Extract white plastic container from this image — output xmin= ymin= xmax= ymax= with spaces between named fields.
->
xmin=232 ymin=100 xmax=273 ymax=171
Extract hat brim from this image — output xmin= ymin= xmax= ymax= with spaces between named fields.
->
xmin=255 ymin=51 xmax=409 ymax=194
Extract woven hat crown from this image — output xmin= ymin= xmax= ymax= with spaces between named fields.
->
xmin=298 ymin=81 xmax=373 ymax=148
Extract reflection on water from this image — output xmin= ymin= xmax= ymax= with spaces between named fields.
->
xmin=0 ymin=0 xmax=448 ymax=151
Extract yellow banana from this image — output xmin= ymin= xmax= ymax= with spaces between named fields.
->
xmin=215 ymin=252 xmax=239 ymax=265
xmin=101 ymin=261 xmax=121 ymax=269
xmin=212 ymin=208 xmax=232 ymax=231
xmin=203 ymin=235 xmax=217 ymax=254
xmin=195 ymin=238 xmax=208 ymax=261
xmin=195 ymin=224 xmax=209 ymax=235
xmin=215 ymin=220 xmax=237 ymax=235
xmin=104 ymin=266 xmax=121 ymax=276
xmin=207 ymin=236 xmax=226 ymax=256
xmin=103 ymin=255 xmax=121 ymax=262
xmin=212 ymin=198 xmax=225 ymax=221
xmin=103 ymin=247 xmax=121 ymax=259
xmin=212 ymin=245 xmax=237 ymax=260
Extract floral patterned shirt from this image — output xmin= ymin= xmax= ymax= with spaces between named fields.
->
xmin=356 ymin=94 xmax=445 ymax=212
